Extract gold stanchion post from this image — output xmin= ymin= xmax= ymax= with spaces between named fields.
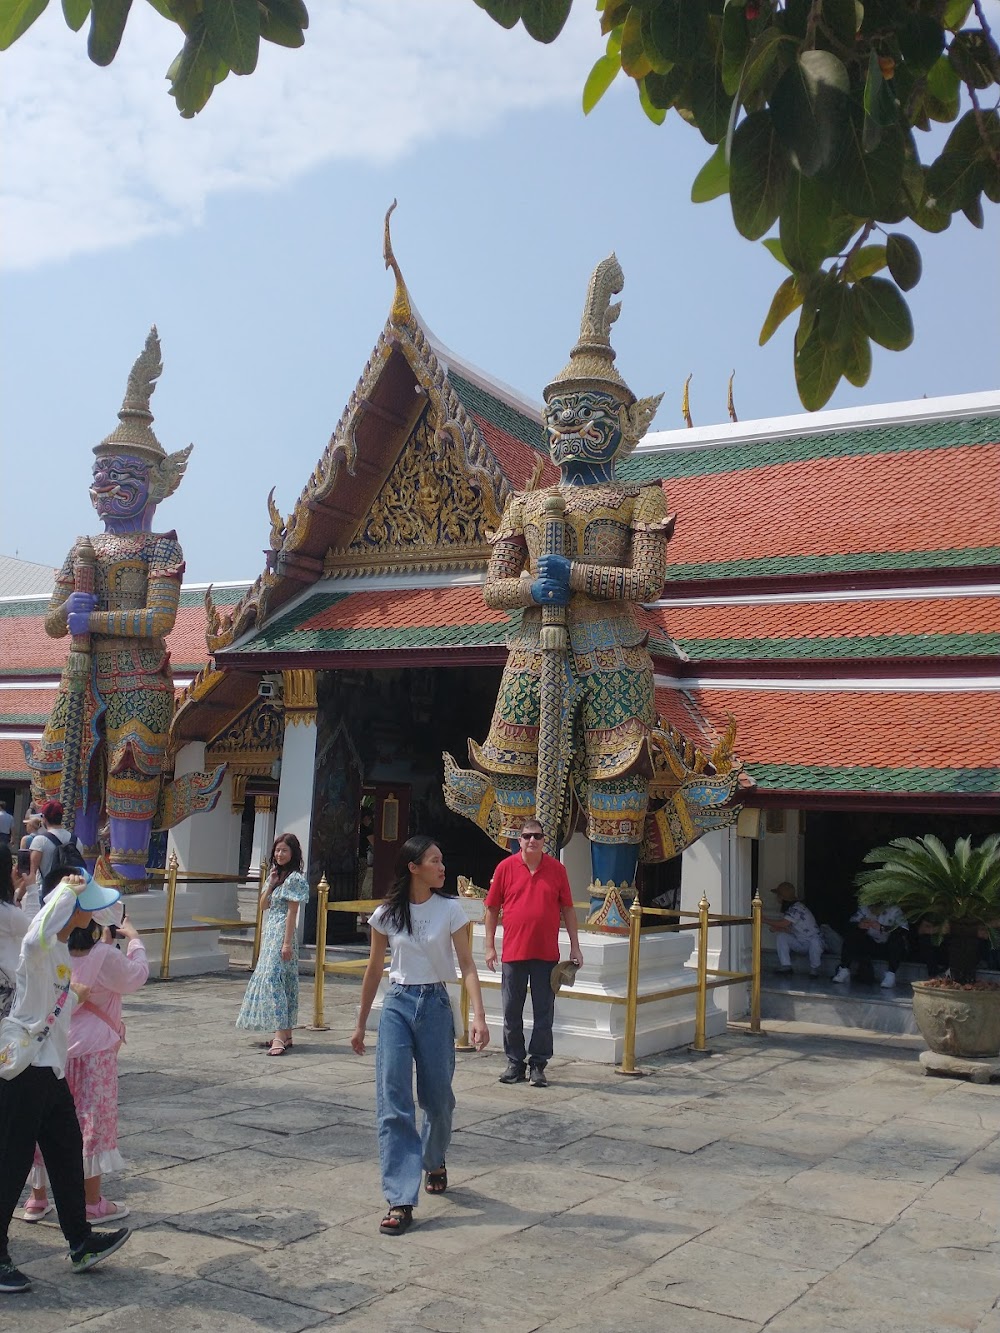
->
xmin=310 ymin=874 xmax=331 ymax=1031
xmin=251 ymin=860 xmax=267 ymax=972
xmin=160 ymin=851 xmax=179 ymax=981
xmin=615 ymin=893 xmax=646 ymax=1076
xmin=750 ymin=889 xmax=763 ymax=1034
xmin=692 ymin=893 xmax=710 ymax=1052
xmin=454 ymin=921 xmax=474 ymax=1051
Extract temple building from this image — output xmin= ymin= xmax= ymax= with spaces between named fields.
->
xmin=2 ymin=248 xmax=998 ymax=1034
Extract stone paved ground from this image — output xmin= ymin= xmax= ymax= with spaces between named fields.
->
xmin=9 ymin=971 xmax=1000 ymax=1332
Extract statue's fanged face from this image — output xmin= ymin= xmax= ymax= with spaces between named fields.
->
xmin=544 ymin=390 xmax=624 ymax=467
xmin=90 ymin=454 xmax=151 ymax=521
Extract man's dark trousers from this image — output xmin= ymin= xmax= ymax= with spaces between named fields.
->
xmin=501 ymin=959 xmax=556 ymax=1069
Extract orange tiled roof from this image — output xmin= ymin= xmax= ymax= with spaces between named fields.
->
xmin=654 ymin=595 xmax=1000 ymax=641
xmin=0 ymin=604 xmax=213 ymax=675
xmin=667 ymin=686 xmax=998 ymax=769
xmin=664 ymin=444 xmax=1000 ymax=569
xmin=298 ymin=586 xmax=509 ymax=633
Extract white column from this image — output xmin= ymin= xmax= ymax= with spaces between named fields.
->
xmin=166 ymin=742 xmax=243 ymax=878
xmin=275 ymin=671 xmax=319 ymax=946
xmin=560 ymin=832 xmax=591 ymax=917
xmin=679 ymin=829 xmax=731 ymax=1037
xmin=247 ymin=793 xmax=278 ymax=887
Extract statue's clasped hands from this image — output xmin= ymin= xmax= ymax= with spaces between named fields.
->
xmin=66 ymin=591 xmax=98 ymax=636
xmin=531 ymin=553 xmax=571 ymax=606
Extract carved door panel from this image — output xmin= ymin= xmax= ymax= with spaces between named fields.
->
xmin=371 ymin=785 xmax=410 ymax=899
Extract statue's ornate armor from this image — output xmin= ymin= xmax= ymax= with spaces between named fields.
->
xmin=472 ymin=481 xmax=671 ymax=844
xmin=34 ymin=531 xmax=184 ymax=862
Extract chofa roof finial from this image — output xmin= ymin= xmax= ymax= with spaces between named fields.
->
xmin=383 ymin=200 xmax=412 ymax=327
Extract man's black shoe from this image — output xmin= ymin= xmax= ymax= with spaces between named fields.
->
xmin=529 ymin=1065 xmax=548 ymax=1088
xmin=0 ymin=1256 xmax=30 ymax=1294
xmin=498 ymin=1061 xmax=526 ymax=1084
xmin=70 ymin=1228 xmax=130 ymax=1274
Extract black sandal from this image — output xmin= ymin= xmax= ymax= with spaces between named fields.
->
xmin=425 ymin=1166 xmax=448 ymax=1194
xmin=379 ymin=1205 xmax=413 ymax=1235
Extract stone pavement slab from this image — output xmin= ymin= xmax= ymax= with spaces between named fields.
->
xmin=7 ymin=970 xmax=999 ymax=1332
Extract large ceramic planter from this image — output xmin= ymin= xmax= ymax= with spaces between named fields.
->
xmin=911 ymin=981 xmax=1000 ymax=1059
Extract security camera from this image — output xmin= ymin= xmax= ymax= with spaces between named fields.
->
xmin=258 ymin=681 xmax=276 ymax=699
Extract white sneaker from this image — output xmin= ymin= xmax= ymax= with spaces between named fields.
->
xmin=880 ymin=971 xmax=896 ymax=989
xmin=832 ymin=966 xmax=850 ymax=984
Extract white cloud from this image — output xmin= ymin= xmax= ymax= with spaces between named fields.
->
xmin=0 ymin=0 xmax=600 ymax=270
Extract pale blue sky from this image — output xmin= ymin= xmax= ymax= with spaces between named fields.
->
xmin=1 ymin=1 xmax=997 ymax=584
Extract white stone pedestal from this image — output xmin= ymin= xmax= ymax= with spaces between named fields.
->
xmin=123 ymin=890 xmax=231 ymax=978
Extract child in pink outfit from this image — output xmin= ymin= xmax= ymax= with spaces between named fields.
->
xmin=24 ymin=913 xmax=148 ymax=1225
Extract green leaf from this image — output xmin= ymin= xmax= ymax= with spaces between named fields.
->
xmin=794 ymin=321 xmax=844 ymax=410
xmin=885 ymin=233 xmax=922 ymax=290
xmin=721 ymin=2 xmax=748 ymax=96
xmin=817 ymin=280 xmax=854 ymax=350
xmin=927 ymin=109 xmax=988 ymax=212
xmin=473 ymin=0 xmax=521 ymax=30
xmin=842 ymin=320 xmax=873 ymax=387
xmin=203 ymin=0 xmax=259 ymax=75
xmin=638 ymin=76 xmax=667 ymax=125
xmin=739 ymin=25 xmax=794 ymax=102
xmin=729 ymin=110 xmax=790 ymax=240
xmin=88 ymin=0 xmax=132 ymax=66
xmin=962 ymin=195 xmax=984 ymax=228
xmin=169 ymin=14 xmax=228 ymax=117
xmin=639 ymin=6 xmax=674 ymax=73
xmin=833 ymin=112 xmax=905 ymax=219
xmin=644 ymin=0 xmax=708 ymax=66
xmin=583 ymin=54 xmax=620 ymax=114
xmin=842 ymin=243 xmax=886 ymax=280
xmin=854 ymin=276 xmax=914 ymax=350
xmin=621 ymin=6 xmax=652 ymax=78
xmin=644 ymin=65 xmax=686 ymax=110
xmin=691 ymin=142 xmax=730 ymax=202
xmin=862 ymin=48 xmax=897 ymax=129
xmin=771 ymin=49 xmax=850 ymax=176
xmin=763 ymin=237 xmax=791 ymax=268
xmin=520 ymin=0 xmax=572 ymax=43
xmin=62 ymin=0 xmax=90 ymax=31
xmin=260 ymin=0 xmax=307 ymax=48
xmin=923 ymin=54 xmax=960 ymax=124
xmin=821 ymin=0 xmax=858 ymax=48
xmin=948 ymin=28 xmax=997 ymax=90
xmin=941 ymin=0 xmax=971 ymax=28
xmin=690 ymin=59 xmax=733 ymax=144
xmin=780 ymin=171 xmax=837 ymax=272
xmin=897 ymin=14 xmax=945 ymax=75
xmin=0 ymin=0 xmax=48 ymax=50
xmin=759 ymin=274 xmax=802 ymax=344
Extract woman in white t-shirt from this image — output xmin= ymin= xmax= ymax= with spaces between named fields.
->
xmin=351 ymin=835 xmax=489 ymax=1236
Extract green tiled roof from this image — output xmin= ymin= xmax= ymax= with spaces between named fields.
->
xmin=663 ymin=547 xmax=1000 ymax=582
xmin=619 ymin=413 xmax=1000 ymax=483
xmin=0 ymin=713 xmax=48 ymax=725
xmin=0 ymin=598 xmax=51 ymax=618
xmin=748 ymin=764 xmax=1000 ymax=795
xmin=676 ymin=633 xmax=1000 ymax=661
xmin=448 ymin=372 xmax=546 ymax=452
xmin=178 ymin=586 xmax=249 ymax=609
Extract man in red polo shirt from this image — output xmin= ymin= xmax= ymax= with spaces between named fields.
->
xmin=485 ymin=819 xmax=583 ymax=1088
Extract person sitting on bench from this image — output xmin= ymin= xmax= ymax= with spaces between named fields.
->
xmin=833 ymin=904 xmax=908 ymax=989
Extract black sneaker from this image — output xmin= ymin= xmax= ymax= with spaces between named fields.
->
xmin=70 ymin=1227 xmax=130 ymax=1274
xmin=528 ymin=1065 xmax=548 ymax=1088
xmin=498 ymin=1061 xmax=526 ymax=1084
xmin=0 ymin=1256 xmax=31 ymax=1294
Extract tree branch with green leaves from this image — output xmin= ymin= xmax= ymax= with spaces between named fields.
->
xmin=476 ymin=0 xmax=1000 ymax=409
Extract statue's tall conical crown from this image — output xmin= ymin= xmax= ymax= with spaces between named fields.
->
xmin=543 ymin=255 xmax=635 ymax=404
xmin=94 ymin=327 xmax=167 ymax=462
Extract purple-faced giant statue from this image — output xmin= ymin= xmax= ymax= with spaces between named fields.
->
xmin=30 ymin=329 xmax=193 ymax=886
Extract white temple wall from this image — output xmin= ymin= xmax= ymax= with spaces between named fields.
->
xmin=274 ymin=714 xmax=318 ymax=944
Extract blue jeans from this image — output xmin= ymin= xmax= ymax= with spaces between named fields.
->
xmin=501 ymin=959 xmax=556 ymax=1069
xmin=376 ymin=983 xmax=456 ymax=1208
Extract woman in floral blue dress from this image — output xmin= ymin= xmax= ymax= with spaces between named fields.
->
xmin=236 ymin=833 xmax=309 ymax=1056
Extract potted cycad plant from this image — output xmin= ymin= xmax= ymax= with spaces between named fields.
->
xmin=856 ymin=834 xmax=1000 ymax=1065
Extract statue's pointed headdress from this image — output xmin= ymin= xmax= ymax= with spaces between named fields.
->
xmin=543 ymin=255 xmax=663 ymax=457
xmin=93 ymin=327 xmax=192 ymax=502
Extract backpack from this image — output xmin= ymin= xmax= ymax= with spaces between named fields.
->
xmin=44 ymin=830 xmax=87 ymax=882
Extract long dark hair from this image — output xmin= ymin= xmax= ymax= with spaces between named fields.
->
xmin=0 ymin=844 xmax=14 ymax=905
xmin=68 ymin=920 xmax=101 ymax=953
xmin=269 ymin=832 xmax=303 ymax=886
xmin=382 ymin=835 xmax=447 ymax=934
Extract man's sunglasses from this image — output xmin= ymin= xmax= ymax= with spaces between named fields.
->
xmin=520 ymin=832 xmax=544 ymax=841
